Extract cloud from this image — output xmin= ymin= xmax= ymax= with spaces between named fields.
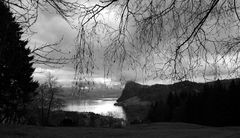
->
xmin=33 ymin=67 xmax=75 ymax=86
xmin=33 ymin=67 xmax=122 ymax=87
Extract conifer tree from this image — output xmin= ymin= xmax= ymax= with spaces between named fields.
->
xmin=0 ymin=1 xmax=39 ymax=124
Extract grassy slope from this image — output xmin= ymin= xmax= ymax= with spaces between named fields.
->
xmin=1 ymin=123 xmax=240 ymax=138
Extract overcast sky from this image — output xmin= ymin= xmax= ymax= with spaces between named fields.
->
xmin=28 ymin=2 xmax=239 ymax=87
xmin=29 ymin=8 xmax=139 ymax=87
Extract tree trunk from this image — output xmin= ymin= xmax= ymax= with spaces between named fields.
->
xmin=46 ymin=88 xmax=54 ymax=125
xmin=41 ymin=88 xmax=44 ymax=125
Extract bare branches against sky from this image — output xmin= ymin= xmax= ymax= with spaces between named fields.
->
xmin=4 ymin=0 xmax=240 ymax=84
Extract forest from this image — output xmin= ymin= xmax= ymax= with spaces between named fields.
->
xmin=148 ymin=79 xmax=240 ymax=126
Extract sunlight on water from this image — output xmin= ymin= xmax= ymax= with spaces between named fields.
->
xmin=63 ymin=98 xmax=126 ymax=119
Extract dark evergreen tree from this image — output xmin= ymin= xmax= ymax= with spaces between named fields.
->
xmin=0 ymin=1 xmax=39 ymax=124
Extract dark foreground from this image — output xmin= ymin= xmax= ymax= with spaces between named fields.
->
xmin=1 ymin=123 xmax=240 ymax=138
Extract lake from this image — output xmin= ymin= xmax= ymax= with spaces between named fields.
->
xmin=63 ymin=98 xmax=126 ymax=119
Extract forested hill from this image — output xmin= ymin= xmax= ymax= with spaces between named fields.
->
xmin=117 ymin=78 xmax=240 ymax=103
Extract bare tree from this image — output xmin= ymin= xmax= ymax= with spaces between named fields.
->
xmin=36 ymin=73 xmax=63 ymax=125
xmin=4 ymin=0 xmax=240 ymax=81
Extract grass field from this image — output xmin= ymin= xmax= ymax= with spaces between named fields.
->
xmin=1 ymin=122 xmax=240 ymax=138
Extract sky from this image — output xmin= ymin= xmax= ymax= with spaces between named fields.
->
xmin=28 ymin=9 xmax=76 ymax=87
xmin=27 ymin=3 xmax=161 ymax=87
xmin=28 ymin=7 xmax=170 ymax=87
xmin=29 ymin=8 xmax=128 ymax=87
xmin=28 ymin=1 xmax=240 ymax=87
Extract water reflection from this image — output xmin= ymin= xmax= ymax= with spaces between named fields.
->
xmin=63 ymin=98 xmax=126 ymax=119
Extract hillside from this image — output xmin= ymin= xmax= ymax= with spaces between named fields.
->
xmin=117 ymin=78 xmax=240 ymax=105
xmin=117 ymin=80 xmax=203 ymax=105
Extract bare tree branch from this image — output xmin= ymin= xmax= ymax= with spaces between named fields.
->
xmin=4 ymin=0 xmax=240 ymax=82
xmin=30 ymin=37 xmax=71 ymax=68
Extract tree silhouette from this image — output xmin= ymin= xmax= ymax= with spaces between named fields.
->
xmin=0 ymin=1 xmax=39 ymax=124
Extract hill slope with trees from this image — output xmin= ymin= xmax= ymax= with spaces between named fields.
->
xmin=117 ymin=79 xmax=240 ymax=126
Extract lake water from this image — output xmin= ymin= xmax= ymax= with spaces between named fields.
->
xmin=63 ymin=98 xmax=126 ymax=119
